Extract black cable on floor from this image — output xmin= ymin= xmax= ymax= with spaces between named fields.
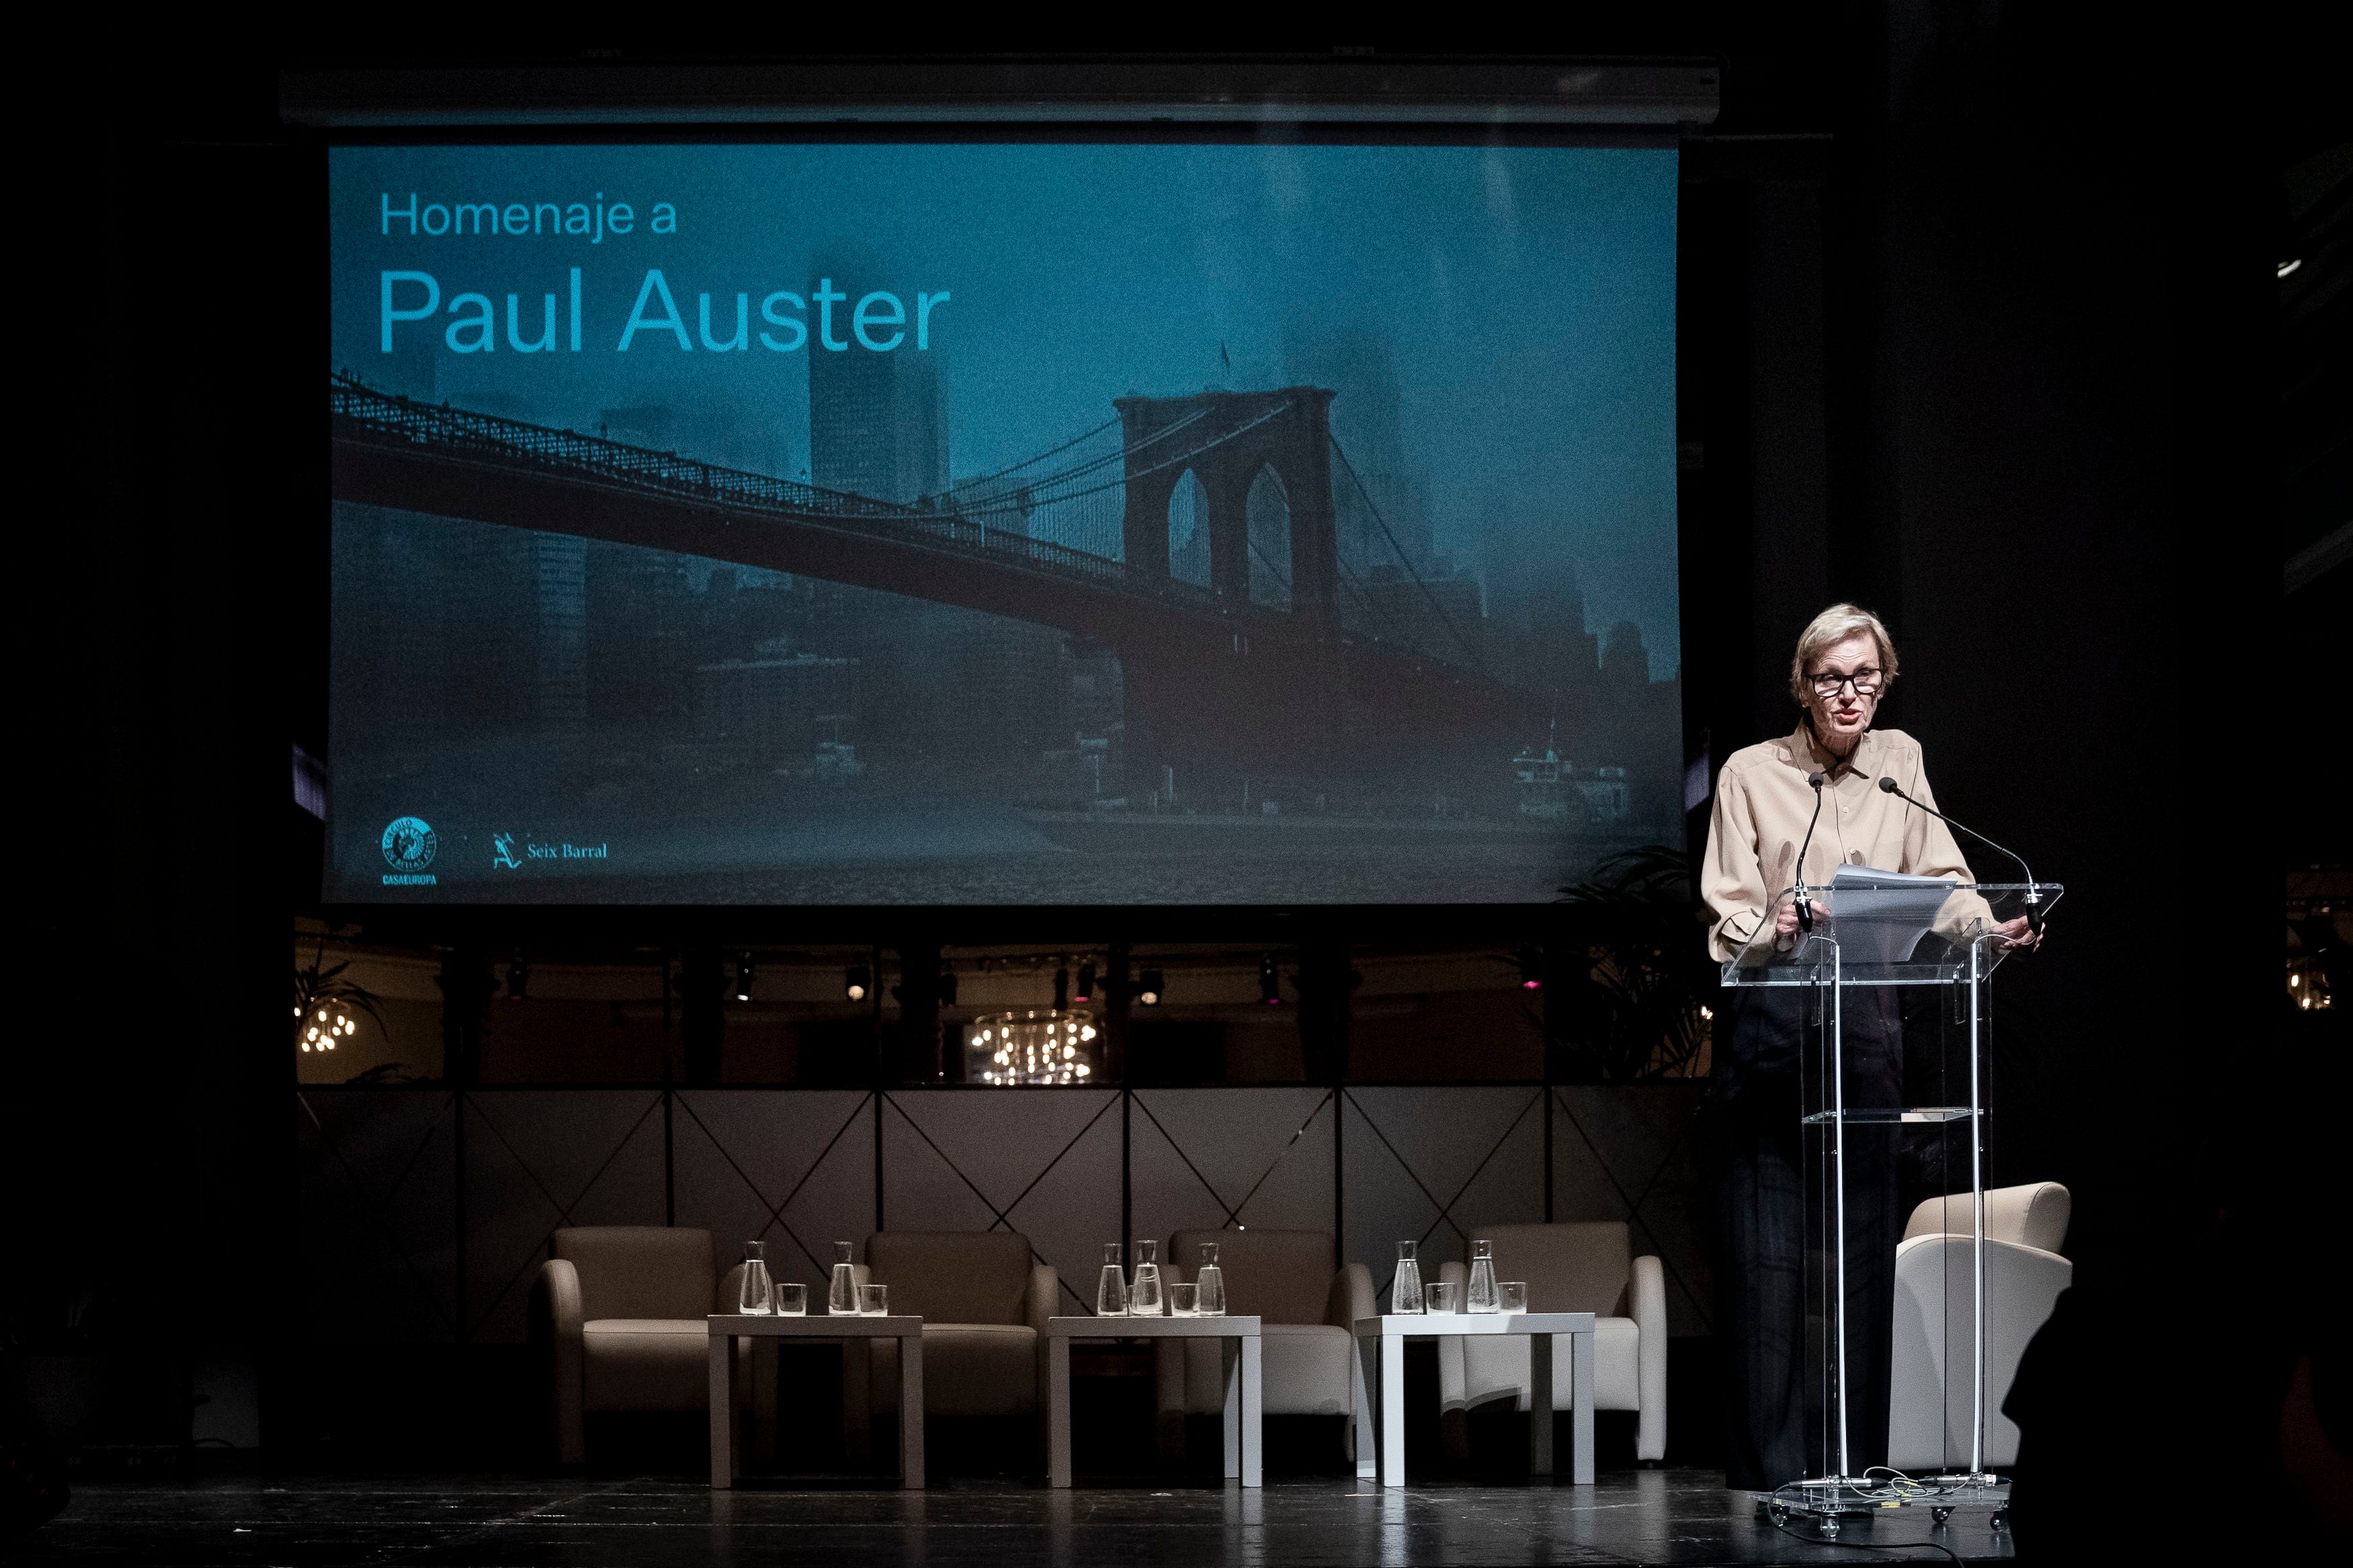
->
xmin=1766 ymin=1511 xmax=1963 ymax=1564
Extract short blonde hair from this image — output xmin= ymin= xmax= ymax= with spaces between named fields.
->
xmin=1790 ymin=603 xmax=1899 ymax=706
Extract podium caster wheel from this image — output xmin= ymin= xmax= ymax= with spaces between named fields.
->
xmin=1932 ymin=1507 xmax=1953 ymax=1526
xmin=1991 ymin=1509 xmax=2009 ymax=1532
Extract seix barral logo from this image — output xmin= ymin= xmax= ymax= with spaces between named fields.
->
xmin=381 ymin=817 xmax=439 ymax=885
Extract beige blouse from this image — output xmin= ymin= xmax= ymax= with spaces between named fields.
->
xmin=1702 ymin=722 xmax=1979 ymax=962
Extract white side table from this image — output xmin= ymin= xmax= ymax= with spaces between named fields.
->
xmin=1040 ymin=1314 xmax=1263 ymax=1487
xmin=707 ymin=1313 xmax=926 ymax=1489
xmin=1353 ymin=1311 xmax=1597 ymax=1487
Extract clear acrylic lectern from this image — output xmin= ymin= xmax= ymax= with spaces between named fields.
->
xmin=1722 ymin=876 xmax=2061 ymax=1536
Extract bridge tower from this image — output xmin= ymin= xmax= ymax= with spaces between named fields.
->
xmin=1112 ymin=388 xmax=1351 ymax=795
xmin=1114 ymin=388 xmax=1341 ymax=632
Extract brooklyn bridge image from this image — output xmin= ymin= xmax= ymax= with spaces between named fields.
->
xmin=327 ymin=374 xmax=1668 ymax=901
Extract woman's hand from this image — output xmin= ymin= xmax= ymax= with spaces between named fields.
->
xmin=1993 ymin=915 xmax=2042 ymax=952
xmin=1773 ymin=893 xmax=1825 ymax=940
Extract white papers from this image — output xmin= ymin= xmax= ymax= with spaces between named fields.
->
xmin=1825 ymin=864 xmax=1957 ymax=965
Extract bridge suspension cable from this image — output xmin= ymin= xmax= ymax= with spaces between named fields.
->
xmin=945 ymin=402 xmax=1298 ymax=562
xmin=938 ymin=407 xmax=1207 ymax=511
xmin=1328 ymin=435 xmax=1489 ymax=677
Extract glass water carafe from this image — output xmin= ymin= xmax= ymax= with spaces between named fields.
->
xmin=1096 ymin=1243 xmax=1129 ymax=1316
xmin=1391 ymin=1241 xmax=1425 ymax=1314
xmin=1130 ymin=1239 xmax=1164 ymax=1316
xmin=1466 ymin=1238 xmax=1500 ymax=1313
xmin=828 ymin=1240 xmax=860 ymax=1315
xmin=739 ymin=1241 xmax=774 ymax=1315
xmin=1195 ymin=1242 xmax=1226 ymax=1317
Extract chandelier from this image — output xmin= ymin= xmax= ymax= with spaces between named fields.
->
xmin=300 ymin=1003 xmax=356 ymax=1053
xmin=966 ymin=1009 xmax=1098 ymax=1085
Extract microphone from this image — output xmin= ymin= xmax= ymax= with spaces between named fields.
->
xmin=1877 ymin=776 xmax=2043 ymax=934
xmin=1791 ymin=771 xmax=1826 ymax=934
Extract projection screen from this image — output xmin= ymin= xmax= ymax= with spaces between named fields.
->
xmin=325 ymin=140 xmax=1680 ymax=904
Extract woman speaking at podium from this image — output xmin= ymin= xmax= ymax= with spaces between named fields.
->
xmin=1700 ymin=603 xmax=2035 ymax=1492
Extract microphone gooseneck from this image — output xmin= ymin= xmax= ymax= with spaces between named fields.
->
xmin=1877 ymin=776 xmax=2042 ymax=934
xmin=1791 ymin=771 xmax=1827 ymax=934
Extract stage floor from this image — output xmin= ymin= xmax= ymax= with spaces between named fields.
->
xmin=19 ymin=1469 xmax=2013 ymax=1565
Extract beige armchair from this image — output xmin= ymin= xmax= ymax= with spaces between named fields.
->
xmin=1888 ymin=1181 xmax=2072 ymax=1470
xmin=862 ymin=1231 xmax=1058 ymax=1419
xmin=1153 ymin=1228 xmax=1377 ymax=1464
xmin=528 ymin=1225 xmax=751 ymax=1467
xmin=1437 ymin=1221 xmax=1669 ymax=1464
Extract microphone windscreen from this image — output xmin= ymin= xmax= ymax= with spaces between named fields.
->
xmin=1808 ymin=772 xmax=1824 ymax=788
xmin=1878 ymin=776 xmax=1900 ymax=793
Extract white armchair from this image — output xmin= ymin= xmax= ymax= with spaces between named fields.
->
xmin=861 ymin=1231 xmax=1057 ymax=1419
xmin=528 ymin=1225 xmax=749 ymax=1467
xmin=1153 ymin=1228 xmax=1376 ymax=1464
xmin=1437 ymin=1221 xmax=1669 ymax=1464
xmin=1888 ymin=1180 xmax=2072 ymax=1470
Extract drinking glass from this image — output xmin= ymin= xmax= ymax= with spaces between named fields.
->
xmin=1169 ymin=1282 xmax=1199 ymax=1316
xmin=1424 ymin=1281 xmax=1458 ymax=1314
xmin=1096 ymin=1243 xmax=1129 ymax=1316
xmin=1466 ymin=1238 xmax=1500 ymax=1314
xmin=1130 ymin=1239 xmax=1164 ymax=1316
xmin=828 ymin=1241 xmax=860 ymax=1315
xmin=1499 ymin=1281 xmax=1527 ymax=1315
xmin=1390 ymin=1241 xmax=1426 ymax=1314
xmin=1195 ymin=1242 xmax=1225 ymax=1316
xmin=776 ymin=1282 xmax=808 ymax=1316
xmin=860 ymin=1283 xmax=889 ymax=1316
xmin=737 ymin=1241 xmax=774 ymax=1315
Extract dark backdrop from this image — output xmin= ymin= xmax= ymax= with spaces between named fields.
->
xmin=14 ymin=16 xmax=2298 ymax=1457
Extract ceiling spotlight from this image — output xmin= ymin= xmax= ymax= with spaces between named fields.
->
xmin=1053 ymin=964 xmax=1070 ymax=1011
xmin=1259 ymin=954 xmax=1282 ymax=1006
xmin=939 ymin=962 xmax=959 ymax=1008
xmin=844 ymin=964 xmax=870 ymax=1003
xmin=1138 ymin=967 xmax=1164 ymax=1007
xmin=1074 ymin=961 xmax=1096 ymax=1003
xmin=2278 ymin=257 xmax=2303 ymax=279
xmin=506 ymin=956 xmax=529 ymax=1002
xmin=735 ymin=952 xmax=755 ymax=1003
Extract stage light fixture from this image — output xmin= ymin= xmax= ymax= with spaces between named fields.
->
xmin=1515 ymin=948 xmax=1544 ymax=991
xmin=1138 ymin=967 xmax=1164 ymax=1007
xmin=844 ymin=964 xmax=870 ymax=1002
xmin=734 ymin=953 xmax=755 ymax=1002
xmin=1053 ymin=964 xmax=1070 ymax=1010
xmin=1259 ymin=954 xmax=1281 ymax=1005
xmin=1074 ymin=961 xmax=1096 ymax=1003
xmin=507 ymin=956 xmax=530 ymax=1001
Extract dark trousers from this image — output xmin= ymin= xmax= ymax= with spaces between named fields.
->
xmin=1715 ymin=985 xmax=1903 ymax=1491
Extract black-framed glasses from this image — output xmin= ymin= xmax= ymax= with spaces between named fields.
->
xmin=1808 ymin=667 xmax=1884 ymax=696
